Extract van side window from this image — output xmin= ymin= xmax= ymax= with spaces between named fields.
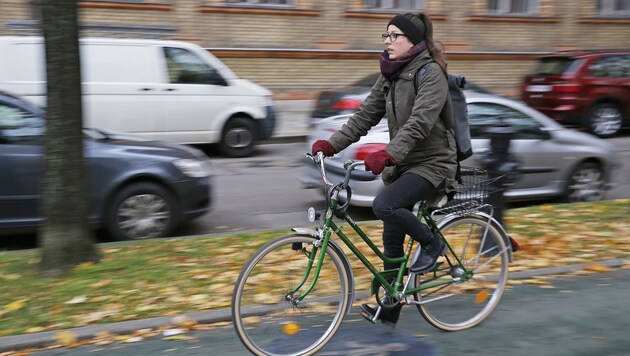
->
xmin=0 ymin=103 xmax=44 ymax=145
xmin=163 ymin=47 xmax=227 ymax=86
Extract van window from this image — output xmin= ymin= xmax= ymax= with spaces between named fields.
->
xmin=82 ymin=44 xmax=158 ymax=83
xmin=163 ymin=47 xmax=227 ymax=86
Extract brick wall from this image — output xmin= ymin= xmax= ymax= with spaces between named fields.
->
xmin=1 ymin=0 xmax=628 ymax=98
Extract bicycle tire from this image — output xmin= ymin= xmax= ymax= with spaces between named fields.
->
xmin=413 ymin=215 xmax=509 ymax=331
xmin=232 ymin=234 xmax=351 ymax=356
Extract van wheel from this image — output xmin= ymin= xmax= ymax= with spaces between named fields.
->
xmin=219 ymin=116 xmax=257 ymax=157
xmin=586 ymin=102 xmax=622 ymax=138
xmin=105 ymin=182 xmax=179 ymax=241
xmin=563 ymin=162 xmax=605 ymax=203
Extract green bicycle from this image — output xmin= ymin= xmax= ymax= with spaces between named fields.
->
xmin=232 ymin=152 xmax=514 ymax=356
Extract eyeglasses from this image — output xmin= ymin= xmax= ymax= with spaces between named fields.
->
xmin=381 ymin=33 xmax=406 ymax=42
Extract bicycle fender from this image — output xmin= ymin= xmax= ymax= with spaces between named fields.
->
xmin=436 ymin=213 xmax=514 ymax=262
xmin=290 ymin=228 xmax=356 ymax=315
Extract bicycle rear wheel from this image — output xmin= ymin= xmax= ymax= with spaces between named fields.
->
xmin=232 ymin=234 xmax=351 ymax=356
xmin=413 ymin=215 xmax=509 ymax=331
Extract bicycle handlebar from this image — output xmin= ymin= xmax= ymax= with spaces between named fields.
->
xmin=306 ymin=152 xmax=365 ymax=189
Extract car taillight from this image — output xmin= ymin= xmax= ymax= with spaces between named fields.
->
xmin=354 ymin=143 xmax=387 ymax=160
xmin=552 ymin=84 xmax=582 ymax=93
xmin=331 ymin=98 xmax=362 ymax=110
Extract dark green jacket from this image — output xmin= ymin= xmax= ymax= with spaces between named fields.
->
xmin=328 ymin=50 xmax=457 ymax=192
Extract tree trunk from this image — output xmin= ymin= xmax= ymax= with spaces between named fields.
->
xmin=38 ymin=0 xmax=100 ymax=277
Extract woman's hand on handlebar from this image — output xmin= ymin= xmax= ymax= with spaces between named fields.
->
xmin=311 ymin=140 xmax=335 ymax=157
xmin=364 ymin=150 xmax=397 ymax=175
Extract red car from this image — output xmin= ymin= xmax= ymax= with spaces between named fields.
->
xmin=521 ymin=50 xmax=630 ymax=138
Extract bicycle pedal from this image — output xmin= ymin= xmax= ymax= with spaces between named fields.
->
xmin=360 ymin=311 xmax=377 ymax=324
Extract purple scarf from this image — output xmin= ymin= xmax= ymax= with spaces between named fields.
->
xmin=379 ymin=41 xmax=427 ymax=81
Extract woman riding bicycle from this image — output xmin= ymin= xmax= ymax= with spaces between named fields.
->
xmin=311 ymin=12 xmax=457 ymax=326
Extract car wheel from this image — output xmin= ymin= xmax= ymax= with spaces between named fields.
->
xmin=106 ymin=182 xmax=179 ymax=241
xmin=586 ymin=102 xmax=622 ymax=138
xmin=219 ymin=116 xmax=257 ymax=157
xmin=564 ymin=162 xmax=606 ymax=203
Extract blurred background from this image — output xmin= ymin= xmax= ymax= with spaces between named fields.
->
xmin=1 ymin=0 xmax=628 ymax=99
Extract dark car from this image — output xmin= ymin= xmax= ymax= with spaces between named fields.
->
xmin=311 ymin=72 xmax=494 ymax=126
xmin=0 ymin=91 xmax=212 ymax=241
xmin=520 ymin=50 xmax=630 ymax=138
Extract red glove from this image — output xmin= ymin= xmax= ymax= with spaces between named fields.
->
xmin=364 ymin=150 xmax=397 ymax=175
xmin=311 ymin=140 xmax=335 ymax=157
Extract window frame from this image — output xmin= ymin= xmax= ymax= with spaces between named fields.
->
xmin=363 ymin=0 xmax=426 ymax=11
xmin=223 ymin=0 xmax=296 ymax=6
xmin=596 ymin=0 xmax=630 ymax=16
xmin=487 ymin=0 xmax=539 ymax=15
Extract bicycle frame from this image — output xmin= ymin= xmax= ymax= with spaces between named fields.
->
xmin=293 ymin=154 xmax=484 ymax=303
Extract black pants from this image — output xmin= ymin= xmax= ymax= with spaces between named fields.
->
xmin=372 ymin=173 xmax=437 ymax=271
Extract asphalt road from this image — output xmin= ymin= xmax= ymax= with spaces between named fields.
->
xmin=2 ymin=135 xmax=629 ymax=249
xmin=28 ymin=268 xmax=630 ymax=355
xmin=175 ymin=135 xmax=630 ymax=238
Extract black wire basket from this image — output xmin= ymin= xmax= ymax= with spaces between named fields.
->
xmin=433 ymin=167 xmax=503 ymax=216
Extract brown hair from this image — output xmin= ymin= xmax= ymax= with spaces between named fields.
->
xmin=404 ymin=12 xmax=448 ymax=76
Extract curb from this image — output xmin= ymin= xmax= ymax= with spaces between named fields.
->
xmin=1 ymin=258 xmax=627 ymax=352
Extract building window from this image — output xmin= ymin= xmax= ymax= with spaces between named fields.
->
xmin=364 ymin=0 xmax=425 ymax=11
xmin=487 ymin=0 xmax=539 ymax=14
xmin=596 ymin=0 xmax=630 ymax=16
xmin=224 ymin=0 xmax=295 ymax=5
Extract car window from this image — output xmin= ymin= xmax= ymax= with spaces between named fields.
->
xmin=0 ymin=102 xmax=45 ymax=144
xmin=588 ymin=54 xmax=630 ymax=78
xmin=529 ymin=57 xmax=581 ymax=75
xmin=467 ymin=102 xmax=546 ymax=140
xmin=163 ymin=47 xmax=226 ymax=85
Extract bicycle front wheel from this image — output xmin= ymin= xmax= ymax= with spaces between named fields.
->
xmin=232 ymin=234 xmax=351 ymax=356
xmin=413 ymin=215 xmax=509 ymax=331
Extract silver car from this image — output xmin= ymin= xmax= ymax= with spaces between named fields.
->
xmin=301 ymin=91 xmax=621 ymax=207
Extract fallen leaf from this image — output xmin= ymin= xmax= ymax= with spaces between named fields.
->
xmin=584 ymin=263 xmax=611 ymax=273
xmin=55 ymin=331 xmax=78 ymax=346
xmin=65 ymin=296 xmax=88 ymax=304
xmin=5 ymin=299 xmax=28 ymax=312
xmin=163 ymin=335 xmax=195 ymax=341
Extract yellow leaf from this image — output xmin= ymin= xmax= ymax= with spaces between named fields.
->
xmin=25 ymin=326 xmax=46 ymax=333
xmin=5 ymin=299 xmax=28 ymax=312
xmin=163 ymin=335 xmax=195 ymax=341
xmin=584 ymin=263 xmax=611 ymax=273
xmin=55 ymin=331 xmax=78 ymax=346
xmin=0 ymin=273 xmax=21 ymax=281
xmin=91 ymin=280 xmax=112 ymax=288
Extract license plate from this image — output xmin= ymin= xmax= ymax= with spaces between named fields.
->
xmin=526 ymin=85 xmax=552 ymax=92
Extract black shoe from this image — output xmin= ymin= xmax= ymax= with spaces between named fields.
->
xmin=410 ymin=233 xmax=446 ymax=274
xmin=360 ymin=303 xmax=401 ymax=326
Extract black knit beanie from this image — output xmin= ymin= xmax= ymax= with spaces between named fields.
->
xmin=387 ymin=14 xmax=425 ymax=45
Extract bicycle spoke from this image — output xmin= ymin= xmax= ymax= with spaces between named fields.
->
xmin=232 ymin=235 xmax=350 ymax=356
xmin=414 ymin=216 xmax=508 ymax=331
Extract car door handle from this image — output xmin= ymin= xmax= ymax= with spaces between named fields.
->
xmin=164 ymin=88 xmax=177 ymax=91
xmin=139 ymin=88 xmax=153 ymax=91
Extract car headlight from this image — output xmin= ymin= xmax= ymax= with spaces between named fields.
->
xmin=173 ymin=159 xmax=210 ymax=178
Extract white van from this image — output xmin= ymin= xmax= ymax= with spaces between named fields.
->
xmin=0 ymin=36 xmax=275 ymax=157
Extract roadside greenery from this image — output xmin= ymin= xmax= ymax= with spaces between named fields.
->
xmin=1 ymin=200 xmax=629 ymax=338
